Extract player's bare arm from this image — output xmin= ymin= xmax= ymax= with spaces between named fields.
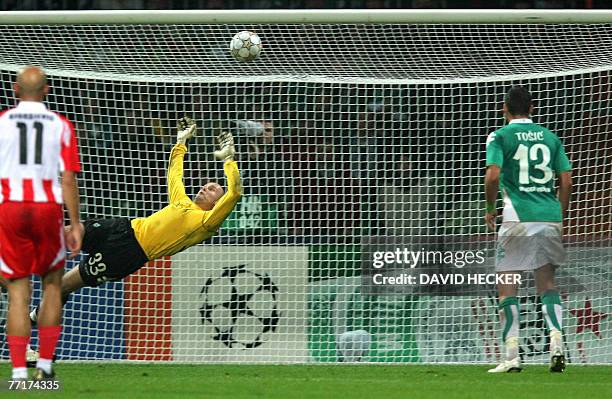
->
xmin=62 ymin=170 xmax=83 ymax=259
xmin=484 ymin=164 xmax=500 ymax=232
xmin=557 ymin=171 xmax=572 ymax=220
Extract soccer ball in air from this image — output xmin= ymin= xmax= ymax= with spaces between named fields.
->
xmin=230 ymin=31 xmax=262 ymax=62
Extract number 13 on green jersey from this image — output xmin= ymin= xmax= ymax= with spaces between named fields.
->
xmin=486 ymin=119 xmax=572 ymax=222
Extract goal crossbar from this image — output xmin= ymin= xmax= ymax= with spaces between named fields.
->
xmin=0 ymin=9 xmax=611 ymax=25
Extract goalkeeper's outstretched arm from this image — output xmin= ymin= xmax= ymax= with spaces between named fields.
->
xmin=202 ymin=131 xmax=242 ymax=229
xmin=167 ymin=117 xmax=196 ymax=204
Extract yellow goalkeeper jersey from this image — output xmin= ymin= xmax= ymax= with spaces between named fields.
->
xmin=130 ymin=143 xmax=241 ymax=260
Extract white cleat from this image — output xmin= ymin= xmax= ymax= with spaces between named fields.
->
xmin=549 ymin=331 xmax=566 ymax=372
xmin=488 ymin=357 xmax=522 ymax=373
xmin=26 ymin=344 xmax=39 ymax=368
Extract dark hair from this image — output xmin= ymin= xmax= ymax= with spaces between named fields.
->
xmin=504 ymin=86 xmax=532 ymax=116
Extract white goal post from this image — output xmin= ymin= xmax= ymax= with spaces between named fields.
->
xmin=0 ymin=10 xmax=610 ymax=364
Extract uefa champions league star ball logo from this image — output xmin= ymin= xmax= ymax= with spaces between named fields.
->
xmin=199 ymin=265 xmax=281 ymax=349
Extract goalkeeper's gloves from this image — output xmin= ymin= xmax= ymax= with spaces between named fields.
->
xmin=214 ymin=131 xmax=236 ymax=161
xmin=177 ymin=116 xmax=196 ymax=144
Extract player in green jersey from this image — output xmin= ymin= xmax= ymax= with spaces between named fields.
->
xmin=484 ymin=86 xmax=572 ymax=373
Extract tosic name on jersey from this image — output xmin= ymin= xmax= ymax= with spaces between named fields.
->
xmin=514 ymin=131 xmax=544 ymax=141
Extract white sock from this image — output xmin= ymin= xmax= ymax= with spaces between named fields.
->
xmin=36 ymin=358 xmax=53 ymax=374
xmin=505 ymin=336 xmax=519 ymax=360
xmin=12 ymin=367 xmax=27 ymax=379
xmin=550 ymin=330 xmax=563 ymax=353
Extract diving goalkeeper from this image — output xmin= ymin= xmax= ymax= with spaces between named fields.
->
xmin=30 ymin=117 xmax=241 ymax=316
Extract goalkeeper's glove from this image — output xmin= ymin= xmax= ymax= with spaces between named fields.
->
xmin=214 ymin=131 xmax=236 ymax=161
xmin=177 ymin=116 xmax=196 ymax=144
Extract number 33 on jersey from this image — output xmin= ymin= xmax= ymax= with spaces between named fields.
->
xmin=0 ymin=101 xmax=80 ymax=204
xmin=486 ymin=118 xmax=572 ymax=223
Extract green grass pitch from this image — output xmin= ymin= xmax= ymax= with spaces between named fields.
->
xmin=1 ymin=363 xmax=610 ymax=398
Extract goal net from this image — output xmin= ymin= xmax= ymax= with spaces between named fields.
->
xmin=0 ymin=11 xmax=610 ymax=364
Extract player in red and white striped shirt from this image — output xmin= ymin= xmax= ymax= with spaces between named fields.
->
xmin=0 ymin=66 xmax=82 ymax=380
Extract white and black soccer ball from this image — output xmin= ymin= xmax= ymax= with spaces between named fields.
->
xmin=229 ymin=31 xmax=262 ymax=62
xmin=337 ymin=330 xmax=372 ymax=362
xmin=199 ymin=265 xmax=280 ymax=349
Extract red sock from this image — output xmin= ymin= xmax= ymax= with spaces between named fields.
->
xmin=38 ymin=325 xmax=62 ymax=360
xmin=7 ymin=335 xmax=30 ymax=368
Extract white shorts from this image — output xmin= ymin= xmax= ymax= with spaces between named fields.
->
xmin=495 ymin=222 xmax=565 ymax=272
